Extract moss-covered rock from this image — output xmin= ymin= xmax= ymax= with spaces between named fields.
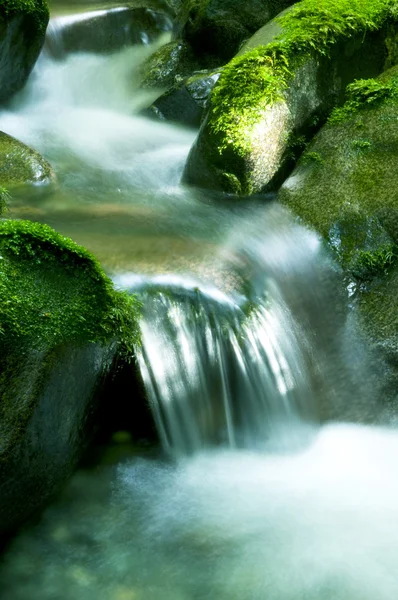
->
xmin=278 ymin=65 xmax=398 ymax=362
xmin=175 ymin=0 xmax=298 ymax=66
xmin=0 ymin=0 xmax=49 ymax=102
xmin=0 ymin=220 xmax=141 ymax=534
xmin=183 ymin=0 xmax=398 ymax=194
xmin=0 ymin=131 xmax=55 ymax=188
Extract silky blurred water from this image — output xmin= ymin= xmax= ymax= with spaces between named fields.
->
xmin=2 ymin=425 xmax=398 ymax=600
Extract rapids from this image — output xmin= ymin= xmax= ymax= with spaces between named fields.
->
xmin=0 ymin=7 xmax=395 ymax=600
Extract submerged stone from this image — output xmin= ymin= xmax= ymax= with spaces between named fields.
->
xmin=0 ymin=131 xmax=55 ymax=188
xmin=183 ymin=0 xmax=398 ymax=194
xmin=0 ymin=0 xmax=49 ymax=102
xmin=0 ymin=220 xmax=141 ymax=535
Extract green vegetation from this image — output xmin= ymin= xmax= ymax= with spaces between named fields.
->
xmin=302 ymin=151 xmax=325 ymax=165
xmin=329 ymin=77 xmax=398 ymax=123
xmin=210 ymin=0 xmax=396 ymax=156
xmin=0 ymin=187 xmax=9 ymax=215
xmin=0 ymin=220 xmax=141 ymax=359
xmin=351 ymin=139 xmax=372 ymax=149
xmin=0 ymin=0 xmax=49 ymax=34
xmin=354 ymin=244 xmax=396 ymax=277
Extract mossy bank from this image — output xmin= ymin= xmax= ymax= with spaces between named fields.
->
xmin=0 ymin=219 xmax=141 ymax=535
xmin=183 ymin=0 xmax=398 ymax=194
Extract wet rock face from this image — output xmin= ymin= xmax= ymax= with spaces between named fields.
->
xmin=277 ymin=66 xmax=398 ymax=405
xmin=175 ymin=0 xmax=298 ymax=65
xmin=140 ymin=40 xmax=199 ymax=89
xmin=147 ymin=70 xmax=220 ymax=127
xmin=0 ymin=131 xmax=55 ymax=188
xmin=45 ymin=6 xmax=173 ymax=58
xmin=0 ymin=0 xmax=49 ymax=103
xmin=0 ymin=344 xmax=115 ymax=536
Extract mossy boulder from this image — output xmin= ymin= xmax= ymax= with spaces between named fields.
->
xmin=175 ymin=0 xmax=298 ymax=65
xmin=46 ymin=5 xmax=172 ymax=58
xmin=0 ymin=0 xmax=49 ymax=103
xmin=146 ymin=69 xmax=220 ymax=127
xmin=0 ymin=131 xmax=55 ymax=189
xmin=183 ymin=0 xmax=398 ymax=194
xmin=278 ymin=66 xmax=398 ymax=371
xmin=0 ymin=220 xmax=141 ymax=535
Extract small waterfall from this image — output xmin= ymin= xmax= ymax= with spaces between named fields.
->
xmin=129 ymin=275 xmax=315 ymax=456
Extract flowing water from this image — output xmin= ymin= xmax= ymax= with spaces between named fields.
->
xmin=0 ymin=7 xmax=397 ymax=600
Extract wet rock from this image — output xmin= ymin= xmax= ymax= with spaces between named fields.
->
xmin=0 ymin=0 xmax=49 ymax=103
xmin=0 ymin=131 xmax=55 ymax=188
xmin=140 ymin=40 xmax=199 ymax=89
xmin=0 ymin=220 xmax=141 ymax=535
xmin=278 ymin=65 xmax=398 ymax=410
xmin=45 ymin=5 xmax=172 ymax=58
xmin=175 ymin=0 xmax=298 ymax=65
xmin=147 ymin=70 xmax=220 ymax=127
xmin=183 ymin=2 xmax=397 ymax=194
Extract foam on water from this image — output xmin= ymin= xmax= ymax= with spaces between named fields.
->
xmin=2 ymin=424 xmax=398 ymax=599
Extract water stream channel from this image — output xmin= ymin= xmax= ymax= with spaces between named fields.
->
xmin=0 ymin=5 xmax=398 ymax=599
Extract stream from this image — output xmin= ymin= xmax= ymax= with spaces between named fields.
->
xmin=0 ymin=5 xmax=397 ymax=600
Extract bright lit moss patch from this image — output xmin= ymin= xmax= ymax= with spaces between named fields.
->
xmin=210 ymin=0 xmax=395 ymax=156
xmin=0 ymin=220 xmax=141 ymax=358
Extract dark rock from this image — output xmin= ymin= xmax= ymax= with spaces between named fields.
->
xmin=0 ymin=0 xmax=49 ymax=103
xmin=147 ymin=70 xmax=220 ymax=127
xmin=175 ymin=0 xmax=298 ymax=65
xmin=45 ymin=5 xmax=172 ymax=58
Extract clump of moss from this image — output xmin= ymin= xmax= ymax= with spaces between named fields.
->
xmin=0 ymin=0 xmax=49 ymax=34
xmin=0 ymin=220 xmax=141 ymax=359
xmin=329 ymin=77 xmax=398 ymax=123
xmin=210 ymin=0 xmax=395 ymax=155
xmin=354 ymin=243 xmax=396 ymax=278
xmin=351 ymin=139 xmax=372 ymax=149
xmin=302 ymin=151 xmax=325 ymax=165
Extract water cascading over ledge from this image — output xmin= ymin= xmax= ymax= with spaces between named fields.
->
xmin=123 ymin=270 xmax=315 ymax=456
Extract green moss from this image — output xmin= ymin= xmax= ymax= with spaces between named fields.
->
xmin=209 ymin=0 xmax=395 ymax=156
xmin=354 ymin=244 xmax=396 ymax=276
xmin=351 ymin=139 xmax=372 ymax=149
xmin=302 ymin=151 xmax=325 ymax=165
xmin=0 ymin=0 xmax=49 ymax=34
xmin=221 ymin=172 xmax=243 ymax=194
xmin=329 ymin=77 xmax=398 ymax=123
xmin=0 ymin=220 xmax=141 ymax=359
xmin=0 ymin=187 xmax=9 ymax=215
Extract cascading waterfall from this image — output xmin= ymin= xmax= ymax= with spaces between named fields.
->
xmin=130 ymin=276 xmax=315 ymax=455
